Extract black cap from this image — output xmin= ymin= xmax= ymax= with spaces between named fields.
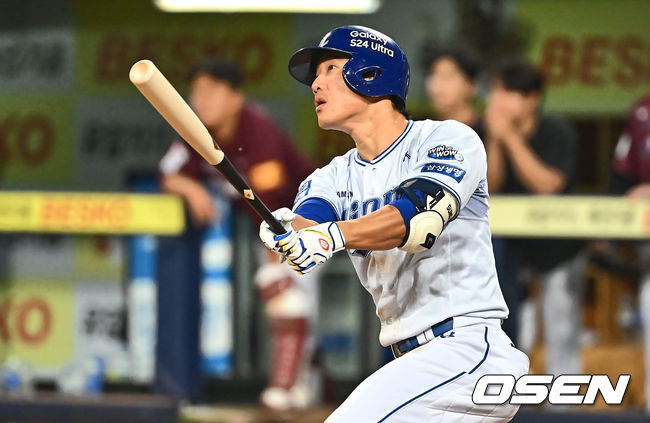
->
xmin=421 ymin=43 xmax=480 ymax=82
xmin=186 ymin=57 xmax=244 ymax=89
xmin=492 ymin=58 xmax=544 ymax=94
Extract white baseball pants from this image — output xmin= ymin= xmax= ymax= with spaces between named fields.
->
xmin=326 ymin=319 xmax=529 ymax=422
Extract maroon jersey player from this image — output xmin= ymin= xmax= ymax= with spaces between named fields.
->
xmin=159 ymin=58 xmax=321 ymax=412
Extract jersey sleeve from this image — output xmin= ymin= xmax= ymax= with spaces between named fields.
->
xmin=158 ymin=140 xmax=203 ymax=179
xmin=244 ymin=118 xmax=314 ymax=213
xmin=292 ymin=161 xmax=343 ymax=221
xmin=613 ymin=101 xmax=647 ymax=180
xmin=406 ymin=120 xmax=486 ymax=208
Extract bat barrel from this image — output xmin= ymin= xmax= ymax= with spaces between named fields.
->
xmin=129 ymin=60 xmax=286 ymax=235
xmin=129 ymin=60 xmax=225 ymax=166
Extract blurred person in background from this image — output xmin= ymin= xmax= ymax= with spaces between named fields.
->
xmin=611 ymin=91 xmax=650 ymax=411
xmin=157 ymin=57 xmax=321 ymax=411
xmin=481 ymin=59 xmax=584 ymax=376
xmin=422 ymin=43 xmax=481 ymax=130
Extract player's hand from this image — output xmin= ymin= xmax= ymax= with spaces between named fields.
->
xmin=627 ymin=183 xmax=650 ymax=199
xmin=485 ymin=96 xmax=522 ymax=142
xmin=259 ymin=207 xmax=299 ymax=254
xmin=284 ymin=222 xmax=346 ymax=274
xmin=185 ymin=184 xmax=217 ymax=225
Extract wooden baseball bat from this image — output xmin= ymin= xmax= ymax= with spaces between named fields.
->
xmin=129 ymin=59 xmax=286 ymax=235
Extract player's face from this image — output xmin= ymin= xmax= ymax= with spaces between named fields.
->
xmin=311 ymin=57 xmax=371 ymax=131
xmin=426 ymin=57 xmax=476 ymax=115
xmin=488 ymin=81 xmax=539 ymax=122
xmin=190 ymin=73 xmax=242 ymax=129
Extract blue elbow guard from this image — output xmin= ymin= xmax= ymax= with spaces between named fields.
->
xmin=389 ymin=178 xmax=459 ymax=253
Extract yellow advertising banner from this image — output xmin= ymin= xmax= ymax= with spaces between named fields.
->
xmin=490 ymin=195 xmax=650 ymax=238
xmin=0 ymin=280 xmax=74 ymax=369
xmin=516 ymin=0 xmax=650 ymax=114
xmin=0 ymin=191 xmax=184 ymax=234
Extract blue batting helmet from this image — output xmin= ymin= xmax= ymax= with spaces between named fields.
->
xmin=288 ymin=25 xmax=410 ymax=108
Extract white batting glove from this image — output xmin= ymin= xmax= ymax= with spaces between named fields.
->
xmin=259 ymin=208 xmax=299 ymax=254
xmin=285 ymin=222 xmax=346 ymax=274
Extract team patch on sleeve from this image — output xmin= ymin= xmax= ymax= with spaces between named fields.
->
xmin=421 ymin=163 xmax=466 ymax=182
xmin=294 ymin=180 xmax=312 ymax=204
xmin=427 ymin=145 xmax=464 ymax=162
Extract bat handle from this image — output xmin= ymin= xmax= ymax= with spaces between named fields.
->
xmin=250 ymin=197 xmax=287 ymax=235
xmin=244 ymin=193 xmax=287 ymax=235
xmin=267 ymin=216 xmax=287 ymax=235
xmin=213 ymin=157 xmax=287 ymax=235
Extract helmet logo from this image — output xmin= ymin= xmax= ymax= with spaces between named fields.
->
xmin=350 ymin=32 xmax=394 ymax=57
xmin=319 ymin=32 xmax=331 ymax=47
xmin=349 ymin=29 xmax=389 ymax=46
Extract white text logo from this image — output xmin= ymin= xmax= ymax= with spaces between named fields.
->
xmin=472 ymin=374 xmax=630 ymax=405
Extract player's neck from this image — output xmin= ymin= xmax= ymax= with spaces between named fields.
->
xmin=347 ymin=108 xmax=408 ymax=162
xmin=209 ymin=108 xmax=242 ymax=146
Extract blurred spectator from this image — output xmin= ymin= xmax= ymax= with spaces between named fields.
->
xmin=422 ymin=43 xmax=481 ymax=129
xmin=480 ymin=59 xmax=584 ymax=375
xmin=611 ymin=91 xmax=650 ymax=411
xmin=612 ymin=92 xmax=650 ymax=197
xmin=157 ymin=57 xmax=321 ymax=411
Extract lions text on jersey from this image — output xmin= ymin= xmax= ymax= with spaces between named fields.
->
xmin=293 ymin=119 xmax=509 ymax=346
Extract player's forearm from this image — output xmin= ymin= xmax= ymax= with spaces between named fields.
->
xmin=486 ymin=138 xmax=506 ymax=193
xmin=292 ymin=214 xmax=318 ymax=230
xmin=503 ymin=138 xmax=566 ymax=194
xmin=337 ymin=205 xmax=405 ymax=250
xmin=160 ymin=173 xmax=203 ymax=198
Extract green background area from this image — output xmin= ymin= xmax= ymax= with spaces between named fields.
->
xmin=516 ymin=0 xmax=650 ymax=114
xmin=0 ymin=279 xmax=74 ymax=368
xmin=0 ymin=97 xmax=74 ymax=186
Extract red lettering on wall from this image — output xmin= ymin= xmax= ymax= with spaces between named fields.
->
xmin=0 ymin=113 xmax=55 ymax=166
xmin=39 ymin=197 xmax=133 ymax=229
xmin=235 ymin=34 xmax=273 ymax=83
xmin=135 ymin=35 xmax=163 ymax=64
xmin=0 ymin=299 xmax=11 ymax=342
xmin=0 ymin=114 xmax=17 ymax=160
xmin=0 ymin=297 xmax=53 ymax=346
xmin=615 ymin=36 xmax=645 ymax=87
xmin=92 ymin=32 xmax=276 ymax=85
xmin=17 ymin=114 xmax=53 ymax=165
xmin=202 ymin=39 xmax=226 ymax=61
xmin=16 ymin=298 xmax=52 ymax=345
xmin=539 ymin=36 xmax=574 ymax=85
xmin=96 ymin=34 xmax=130 ymax=82
xmin=579 ymin=36 xmax=610 ymax=86
xmin=538 ymin=34 xmax=650 ymax=88
xmin=170 ymin=34 xmax=197 ymax=79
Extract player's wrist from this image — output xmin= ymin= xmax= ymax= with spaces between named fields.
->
xmin=304 ymin=221 xmax=346 ymax=253
xmin=326 ymin=222 xmax=346 ymax=252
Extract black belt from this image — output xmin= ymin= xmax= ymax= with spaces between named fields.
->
xmin=390 ymin=317 xmax=454 ymax=358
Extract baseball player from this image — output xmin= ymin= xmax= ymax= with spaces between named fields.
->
xmin=260 ymin=26 xmax=529 ymax=421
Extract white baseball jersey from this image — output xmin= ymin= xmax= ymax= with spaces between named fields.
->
xmin=293 ymin=119 xmax=509 ymax=346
